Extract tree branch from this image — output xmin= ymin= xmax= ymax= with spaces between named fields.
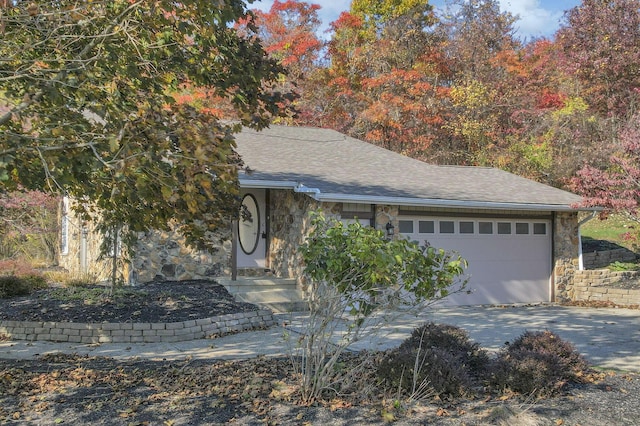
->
xmin=0 ymin=1 xmax=144 ymax=127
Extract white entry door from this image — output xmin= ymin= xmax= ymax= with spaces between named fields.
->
xmin=236 ymin=190 xmax=267 ymax=268
xmin=399 ymin=216 xmax=552 ymax=306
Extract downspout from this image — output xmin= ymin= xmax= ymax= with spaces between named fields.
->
xmin=578 ymin=211 xmax=598 ymax=271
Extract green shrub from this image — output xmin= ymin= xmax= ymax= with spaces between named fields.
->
xmin=0 ymin=275 xmax=46 ymax=299
xmin=607 ymin=261 xmax=640 ymax=271
xmin=0 ymin=259 xmax=48 ymax=298
xmin=378 ymin=322 xmax=490 ymax=399
xmin=490 ymin=330 xmax=590 ymax=397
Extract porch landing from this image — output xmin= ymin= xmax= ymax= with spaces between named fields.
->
xmin=218 ymin=276 xmax=308 ymax=313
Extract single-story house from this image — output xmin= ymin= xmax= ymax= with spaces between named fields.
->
xmin=59 ymin=125 xmax=594 ymax=305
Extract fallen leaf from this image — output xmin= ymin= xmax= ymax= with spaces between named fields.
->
xmin=436 ymin=408 xmax=449 ymax=417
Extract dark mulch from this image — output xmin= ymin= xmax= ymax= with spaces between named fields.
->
xmin=0 ymin=280 xmax=258 ymax=323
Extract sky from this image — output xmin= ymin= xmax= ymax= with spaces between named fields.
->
xmin=250 ymin=0 xmax=583 ymax=41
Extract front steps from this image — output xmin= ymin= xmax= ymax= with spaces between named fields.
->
xmin=218 ymin=276 xmax=308 ymax=313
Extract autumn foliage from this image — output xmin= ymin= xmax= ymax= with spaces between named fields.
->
xmin=244 ymin=0 xmax=640 ymax=211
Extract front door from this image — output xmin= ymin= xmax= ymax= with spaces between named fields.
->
xmin=236 ymin=189 xmax=267 ymax=268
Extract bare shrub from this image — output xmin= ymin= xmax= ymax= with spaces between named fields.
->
xmin=490 ymin=330 xmax=590 ymax=397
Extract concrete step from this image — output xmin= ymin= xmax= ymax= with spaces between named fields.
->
xmin=218 ymin=277 xmax=308 ymax=313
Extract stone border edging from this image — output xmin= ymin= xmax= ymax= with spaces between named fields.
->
xmin=0 ymin=309 xmax=275 ymax=344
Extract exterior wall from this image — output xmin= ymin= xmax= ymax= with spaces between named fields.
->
xmin=553 ymin=212 xmax=580 ymax=302
xmin=58 ymin=199 xmax=117 ymax=282
xmin=59 ymin=200 xmax=230 ymax=285
xmin=376 ymin=205 xmax=400 ymax=236
xmin=132 ymin=225 xmax=231 ymax=284
xmin=573 ymin=270 xmax=640 ymax=306
xmin=267 ymin=190 xmax=319 ymax=280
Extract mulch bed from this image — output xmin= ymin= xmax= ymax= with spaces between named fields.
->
xmin=0 ymin=280 xmax=258 ymax=323
xmin=1 ymin=280 xmax=639 ymax=424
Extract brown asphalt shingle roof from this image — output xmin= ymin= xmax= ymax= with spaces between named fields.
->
xmin=234 ymin=125 xmax=585 ymax=211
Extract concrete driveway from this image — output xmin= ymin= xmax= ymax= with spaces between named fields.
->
xmin=1 ymin=305 xmax=639 ymax=372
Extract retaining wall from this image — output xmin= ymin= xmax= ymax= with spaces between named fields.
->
xmin=0 ymin=309 xmax=275 ymax=344
xmin=582 ymin=248 xmax=638 ymax=269
xmin=573 ymin=269 xmax=640 ymax=306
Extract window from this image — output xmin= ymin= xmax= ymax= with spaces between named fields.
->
xmin=399 ymin=220 xmax=414 ymax=234
xmin=479 ymin=222 xmax=493 ymax=234
xmin=497 ymin=222 xmax=511 ymax=234
xmin=239 ymin=194 xmax=260 ymax=255
xmin=459 ymin=221 xmax=474 ymax=234
xmin=418 ymin=220 xmax=434 ymax=233
xmin=439 ymin=221 xmax=455 ymax=234
xmin=60 ymin=197 xmax=69 ymax=255
xmin=533 ymin=223 xmax=547 ymax=235
xmin=516 ymin=222 xmax=529 ymax=235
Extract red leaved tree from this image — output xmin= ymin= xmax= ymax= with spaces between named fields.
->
xmin=571 ymin=113 xmax=640 ymax=228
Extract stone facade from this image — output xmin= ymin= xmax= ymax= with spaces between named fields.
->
xmin=267 ymin=190 xmax=319 ymax=280
xmin=59 ymin=199 xmax=230 ymax=284
xmin=131 ymin=226 xmax=231 ymax=284
xmin=553 ymin=212 xmax=580 ymax=302
xmin=58 ymin=199 xmax=120 ymax=282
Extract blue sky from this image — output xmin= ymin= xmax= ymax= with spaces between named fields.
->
xmin=250 ymin=0 xmax=582 ymax=41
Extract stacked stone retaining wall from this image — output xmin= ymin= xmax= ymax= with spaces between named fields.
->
xmin=0 ymin=309 xmax=275 ymax=344
xmin=582 ymin=248 xmax=638 ymax=269
xmin=573 ymin=270 xmax=640 ymax=306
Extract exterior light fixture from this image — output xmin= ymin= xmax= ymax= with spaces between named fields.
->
xmin=385 ymin=221 xmax=395 ymax=237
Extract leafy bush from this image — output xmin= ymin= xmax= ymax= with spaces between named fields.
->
xmin=0 ymin=275 xmax=47 ymax=299
xmin=295 ymin=214 xmax=467 ymax=404
xmin=490 ymin=330 xmax=590 ymax=397
xmin=608 ymin=261 xmax=640 ymax=271
xmin=0 ymin=259 xmax=48 ymax=298
xmin=378 ymin=322 xmax=489 ymax=398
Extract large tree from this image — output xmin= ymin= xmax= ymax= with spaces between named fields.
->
xmin=558 ymin=0 xmax=640 ymax=118
xmin=571 ymin=113 xmax=640 ymax=226
xmin=0 ymin=1 xmax=288 ymax=262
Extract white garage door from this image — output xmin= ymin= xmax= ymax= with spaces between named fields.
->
xmin=399 ymin=217 xmax=552 ymax=306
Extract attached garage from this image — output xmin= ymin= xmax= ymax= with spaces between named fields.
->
xmin=398 ymin=215 xmax=552 ymax=305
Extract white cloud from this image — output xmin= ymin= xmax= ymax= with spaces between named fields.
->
xmin=498 ymin=0 xmax=566 ymax=39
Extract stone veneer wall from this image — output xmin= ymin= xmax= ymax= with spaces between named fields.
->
xmin=572 ymin=270 xmax=640 ymax=306
xmin=0 ymin=310 xmax=274 ymax=343
xmin=268 ymin=190 xmax=319 ymax=280
xmin=553 ymin=212 xmax=580 ymax=302
xmin=58 ymin=200 xmax=118 ymax=282
xmin=375 ymin=205 xmax=400 ymax=237
xmin=132 ymin=226 xmax=231 ymax=283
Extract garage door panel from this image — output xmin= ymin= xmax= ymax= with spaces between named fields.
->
xmin=445 ymin=278 xmax=549 ymax=306
xmin=400 ymin=216 xmax=551 ymax=306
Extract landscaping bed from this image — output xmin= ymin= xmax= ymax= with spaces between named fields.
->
xmin=1 ymin=280 xmax=639 ymax=425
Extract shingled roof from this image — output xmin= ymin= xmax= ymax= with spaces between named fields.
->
xmin=234 ymin=125 xmax=586 ymax=212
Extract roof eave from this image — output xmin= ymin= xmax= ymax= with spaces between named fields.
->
xmin=315 ymin=193 xmax=594 ymax=212
xmin=239 ymin=179 xmax=597 ymax=212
